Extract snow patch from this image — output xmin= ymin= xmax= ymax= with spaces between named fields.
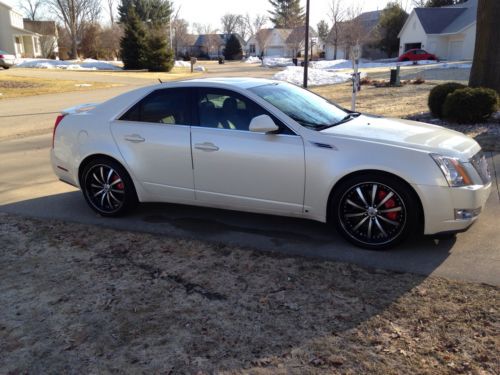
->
xmin=174 ymin=60 xmax=191 ymax=68
xmin=262 ymin=57 xmax=294 ymax=67
xmin=15 ymin=58 xmax=122 ymax=70
xmin=311 ymin=59 xmax=440 ymax=71
xmin=245 ymin=56 xmax=261 ymax=64
xmin=273 ymin=66 xmax=366 ymax=87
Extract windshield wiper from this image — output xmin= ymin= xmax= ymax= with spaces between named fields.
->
xmin=315 ymin=113 xmax=361 ymax=131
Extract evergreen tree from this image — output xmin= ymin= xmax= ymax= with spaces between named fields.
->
xmin=317 ymin=20 xmax=330 ymax=42
xmin=223 ymin=34 xmax=243 ymax=60
xmin=120 ymin=7 xmax=147 ymax=69
xmin=145 ymin=28 xmax=174 ymax=71
xmin=268 ymin=0 xmax=305 ymax=28
xmin=119 ymin=0 xmax=171 ymax=25
xmin=376 ymin=2 xmax=408 ymax=57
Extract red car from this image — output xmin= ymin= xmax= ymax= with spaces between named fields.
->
xmin=398 ymin=49 xmax=437 ymax=62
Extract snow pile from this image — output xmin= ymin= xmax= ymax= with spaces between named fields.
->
xmin=311 ymin=59 xmax=440 ymax=71
xmin=262 ymin=57 xmax=294 ymax=67
xmin=245 ymin=56 xmax=261 ymax=64
xmin=193 ymin=65 xmax=206 ymax=72
xmin=15 ymin=58 xmax=122 ymax=70
xmin=273 ymin=66 xmax=367 ymax=87
xmin=174 ymin=60 xmax=191 ymax=68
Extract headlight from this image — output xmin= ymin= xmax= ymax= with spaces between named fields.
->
xmin=430 ymin=154 xmax=473 ymax=187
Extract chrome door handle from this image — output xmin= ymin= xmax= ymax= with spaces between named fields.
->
xmin=124 ymin=134 xmax=145 ymax=143
xmin=194 ymin=142 xmax=219 ymax=152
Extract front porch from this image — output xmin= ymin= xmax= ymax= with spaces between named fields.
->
xmin=13 ymin=31 xmax=41 ymax=58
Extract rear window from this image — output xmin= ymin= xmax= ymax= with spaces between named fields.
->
xmin=120 ymin=88 xmax=192 ymax=125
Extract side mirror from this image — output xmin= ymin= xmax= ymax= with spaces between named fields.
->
xmin=249 ymin=114 xmax=279 ymax=134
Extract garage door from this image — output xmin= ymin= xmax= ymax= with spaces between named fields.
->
xmin=266 ymin=47 xmax=284 ymax=57
xmin=448 ymin=41 xmax=463 ymax=61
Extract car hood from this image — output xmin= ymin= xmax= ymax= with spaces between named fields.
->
xmin=321 ymin=115 xmax=480 ymax=160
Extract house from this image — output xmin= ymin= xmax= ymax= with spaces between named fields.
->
xmin=325 ymin=10 xmax=384 ymax=60
xmin=191 ymin=33 xmax=245 ymax=59
xmin=246 ymin=27 xmax=318 ymax=58
xmin=398 ymin=0 xmax=477 ymax=60
xmin=23 ymin=19 xmax=59 ymax=58
xmin=0 ymin=0 xmax=42 ymax=58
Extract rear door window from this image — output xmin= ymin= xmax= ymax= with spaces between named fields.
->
xmin=120 ymin=88 xmax=193 ymax=125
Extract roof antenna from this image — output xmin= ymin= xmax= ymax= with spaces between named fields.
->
xmin=158 ymin=78 xmax=163 ymax=83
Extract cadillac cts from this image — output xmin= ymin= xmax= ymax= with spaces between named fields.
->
xmin=51 ymin=78 xmax=492 ymax=249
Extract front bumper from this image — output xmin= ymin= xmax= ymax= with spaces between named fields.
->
xmin=415 ymin=182 xmax=492 ymax=235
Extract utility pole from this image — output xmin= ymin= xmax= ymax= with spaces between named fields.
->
xmin=303 ymin=0 xmax=310 ymax=88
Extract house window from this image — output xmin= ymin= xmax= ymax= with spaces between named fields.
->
xmin=249 ymin=44 xmax=256 ymax=54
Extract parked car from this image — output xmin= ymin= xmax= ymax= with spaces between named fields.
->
xmin=398 ymin=49 xmax=437 ymax=62
xmin=51 ymin=78 xmax=491 ymax=249
xmin=0 ymin=50 xmax=16 ymax=69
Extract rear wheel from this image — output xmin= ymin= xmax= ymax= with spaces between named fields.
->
xmin=81 ymin=158 xmax=137 ymax=217
xmin=332 ymin=174 xmax=420 ymax=250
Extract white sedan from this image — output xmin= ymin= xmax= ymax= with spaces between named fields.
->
xmin=51 ymin=78 xmax=492 ymax=249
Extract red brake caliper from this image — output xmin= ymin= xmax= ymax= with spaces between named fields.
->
xmin=377 ymin=190 xmax=398 ymax=221
xmin=111 ymin=175 xmax=124 ymax=190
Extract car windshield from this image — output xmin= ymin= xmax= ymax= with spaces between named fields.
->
xmin=249 ymin=82 xmax=353 ymax=130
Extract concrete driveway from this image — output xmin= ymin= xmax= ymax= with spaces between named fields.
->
xmin=1 ymin=67 xmax=499 ymax=286
xmin=1 ymin=131 xmax=499 ymax=286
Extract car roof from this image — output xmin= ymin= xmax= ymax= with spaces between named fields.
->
xmin=175 ymin=77 xmax=276 ymax=90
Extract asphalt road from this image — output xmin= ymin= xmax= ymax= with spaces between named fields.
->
xmin=0 ymin=66 xmax=498 ymax=286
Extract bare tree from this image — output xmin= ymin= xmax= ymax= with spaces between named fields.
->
xmin=255 ymin=28 xmax=271 ymax=58
xmin=328 ymin=0 xmax=345 ymax=59
xmin=193 ymin=23 xmax=218 ymax=35
xmin=107 ymin=0 xmax=114 ymax=25
xmin=18 ymin=0 xmax=43 ymax=20
xmin=173 ymin=18 xmax=191 ymax=56
xmin=340 ymin=4 xmax=364 ymax=58
xmin=99 ymin=23 xmax=123 ymax=59
xmin=244 ymin=13 xmax=268 ymax=37
xmin=220 ymin=13 xmax=242 ymax=35
xmin=48 ymin=0 xmax=102 ymax=58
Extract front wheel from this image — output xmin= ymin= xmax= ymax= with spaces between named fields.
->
xmin=81 ymin=158 xmax=137 ymax=217
xmin=331 ymin=174 xmax=420 ymax=250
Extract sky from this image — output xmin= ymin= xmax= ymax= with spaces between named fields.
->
xmin=4 ymin=0 xmax=413 ymax=31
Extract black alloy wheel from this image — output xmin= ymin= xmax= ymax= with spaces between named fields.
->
xmin=332 ymin=174 xmax=419 ymax=249
xmin=81 ymin=158 xmax=137 ymax=216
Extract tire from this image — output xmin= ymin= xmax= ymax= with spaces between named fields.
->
xmin=403 ymin=58 xmax=410 ymax=62
xmin=80 ymin=157 xmax=138 ymax=217
xmin=331 ymin=173 xmax=420 ymax=250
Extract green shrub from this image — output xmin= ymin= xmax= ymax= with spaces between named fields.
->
xmin=428 ymin=82 xmax=466 ymax=118
xmin=443 ymin=87 xmax=499 ymax=124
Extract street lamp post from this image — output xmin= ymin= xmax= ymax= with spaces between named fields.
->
xmin=303 ymin=0 xmax=310 ymax=88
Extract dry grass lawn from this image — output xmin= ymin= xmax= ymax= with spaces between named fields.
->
xmin=87 ymin=67 xmax=204 ymax=80
xmin=0 ymin=74 xmax=121 ymax=99
xmin=311 ymin=82 xmax=440 ymax=118
xmin=1 ymin=213 xmax=498 ymax=374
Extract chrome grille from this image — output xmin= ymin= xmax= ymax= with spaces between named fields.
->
xmin=470 ymin=151 xmax=492 ymax=184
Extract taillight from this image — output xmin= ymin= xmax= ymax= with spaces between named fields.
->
xmin=0 ymin=55 xmax=4 ymax=58
xmin=52 ymin=114 xmax=66 ymax=148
